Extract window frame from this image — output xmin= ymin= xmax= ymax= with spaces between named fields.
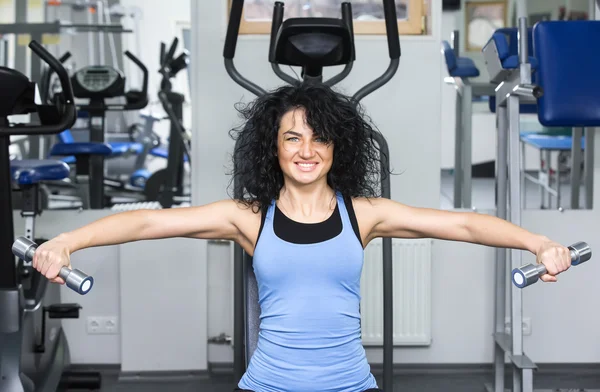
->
xmin=230 ymin=0 xmax=425 ymax=35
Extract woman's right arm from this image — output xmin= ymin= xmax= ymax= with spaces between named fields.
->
xmin=33 ymin=199 xmax=244 ymax=282
xmin=59 ymin=199 xmax=243 ymax=252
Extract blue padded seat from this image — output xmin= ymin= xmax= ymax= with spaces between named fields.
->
xmin=441 ymin=41 xmax=480 ymax=78
xmin=533 ymin=21 xmax=600 ymax=127
xmin=10 ymin=159 xmax=70 ymax=185
xmin=57 ymin=129 xmax=142 ymax=158
xmin=108 ymin=141 xmax=144 ymax=156
xmin=520 ymin=132 xmax=585 ymax=151
xmin=489 ymin=28 xmax=538 ymax=70
xmin=150 ymin=147 xmax=189 ymax=162
xmin=50 ymin=142 xmax=113 ymax=157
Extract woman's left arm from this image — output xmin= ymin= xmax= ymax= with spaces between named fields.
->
xmin=364 ymin=198 xmax=571 ymax=281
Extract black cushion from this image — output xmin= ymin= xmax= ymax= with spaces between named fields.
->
xmin=271 ymin=17 xmax=354 ymax=67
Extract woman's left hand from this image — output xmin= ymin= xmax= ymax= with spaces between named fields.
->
xmin=535 ymin=239 xmax=572 ymax=282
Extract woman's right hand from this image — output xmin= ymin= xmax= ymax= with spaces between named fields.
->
xmin=32 ymin=236 xmax=72 ymax=284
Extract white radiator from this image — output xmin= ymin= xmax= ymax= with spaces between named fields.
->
xmin=360 ymin=238 xmax=432 ymax=346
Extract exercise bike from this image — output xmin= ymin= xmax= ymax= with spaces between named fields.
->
xmin=0 ymin=40 xmax=100 ymax=392
xmin=48 ymin=49 xmax=149 ymax=209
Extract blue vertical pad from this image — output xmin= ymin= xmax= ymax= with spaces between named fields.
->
xmin=441 ymin=41 xmax=480 ymax=78
xmin=534 ymin=21 xmax=600 ymax=127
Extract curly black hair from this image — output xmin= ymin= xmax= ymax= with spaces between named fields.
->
xmin=228 ymin=82 xmax=389 ymax=213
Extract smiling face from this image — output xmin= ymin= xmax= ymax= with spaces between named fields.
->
xmin=277 ymin=107 xmax=334 ymax=187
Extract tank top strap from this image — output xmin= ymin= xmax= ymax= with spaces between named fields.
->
xmin=335 ymin=191 xmax=353 ymax=231
xmin=266 ymin=198 xmax=276 ymax=221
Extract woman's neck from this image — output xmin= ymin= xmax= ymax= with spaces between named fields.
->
xmin=278 ymin=183 xmax=336 ymax=221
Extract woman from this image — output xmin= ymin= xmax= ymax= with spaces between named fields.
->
xmin=33 ymin=83 xmax=571 ymax=392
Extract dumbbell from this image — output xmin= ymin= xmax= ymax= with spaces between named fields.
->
xmin=12 ymin=236 xmax=94 ymax=295
xmin=512 ymin=241 xmax=591 ymax=288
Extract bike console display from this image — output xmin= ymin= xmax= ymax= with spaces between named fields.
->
xmin=71 ymin=50 xmax=148 ymax=110
xmin=72 ymin=66 xmax=125 ymax=98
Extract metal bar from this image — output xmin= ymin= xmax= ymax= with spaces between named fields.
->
xmin=352 ymin=58 xmax=399 ymax=103
xmin=0 ymin=132 xmax=16 ymax=289
xmin=0 ymin=38 xmax=7 ymax=66
xmin=87 ymin=6 xmax=96 ymax=64
xmin=494 ymin=104 xmax=508 ymax=392
xmin=523 ymin=368 xmax=533 ymax=392
xmin=461 ymin=82 xmax=473 ymax=208
xmin=508 ymin=94 xmax=524 ymax=392
xmin=89 ymin=111 xmax=105 ymax=209
xmin=370 ymin=129 xmax=393 ymax=392
xmin=518 ymin=16 xmax=529 ymax=64
xmin=584 ymin=128 xmax=595 ymax=209
xmin=14 ymin=0 xmax=27 ymax=76
xmin=571 ymin=127 xmax=583 ymax=209
xmin=453 ymin=82 xmax=463 ymax=208
xmin=96 ymin=1 xmax=105 ymax=65
xmin=451 ymin=29 xmax=459 ymax=55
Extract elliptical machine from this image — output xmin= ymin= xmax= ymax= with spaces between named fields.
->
xmin=0 ymin=41 xmax=100 ymax=392
xmin=143 ymin=37 xmax=191 ymax=208
xmin=223 ymin=1 xmax=401 ymax=391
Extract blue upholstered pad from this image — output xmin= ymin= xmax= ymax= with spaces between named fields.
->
xmin=489 ymin=28 xmax=537 ymax=70
xmin=50 ymin=142 xmax=113 ymax=157
xmin=149 ymin=147 xmax=189 ymax=162
xmin=441 ymin=41 xmax=480 ymax=78
xmin=130 ymin=168 xmax=151 ymax=187
xmin=520 ymin=132 xmax=585 ymax=151
xmin=11 ymin=159 xmax=70 ymax=185
xmin=534 ymin=21 xmax=600 ymax=126
xmin=108 ymin=142 xmax=144 ymax=156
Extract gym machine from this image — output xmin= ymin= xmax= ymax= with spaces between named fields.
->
xmin=223 ymin=1 xmax=401 ymax=391
xmin=143 ymin=37 xmax=191 ymax=208
xmin=0 ymin=20 xmax=131 ymax=160
xmin=48 ymin=49 xmax=149 ymax=209
xmin=483 ymin=18 xmax=597 ymax=392
xmin=0 ymin=40 xmax=98 ymax=392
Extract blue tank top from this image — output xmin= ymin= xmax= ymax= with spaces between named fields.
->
xmin=238 ymin=192 xmax=378 ymax=392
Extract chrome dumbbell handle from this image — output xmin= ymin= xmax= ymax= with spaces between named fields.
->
xmin=512 ymin=242 xmax=591 ymax=288
xmin=12 ymin=236 xmax=94 ymax=295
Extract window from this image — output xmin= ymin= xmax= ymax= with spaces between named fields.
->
xmin=232 ymin=0 xmax=426 ymax=35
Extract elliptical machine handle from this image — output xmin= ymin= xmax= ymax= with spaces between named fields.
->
xmin=123 ymin=50 xmax=149 ymax=109
xmin=29 ymin=40 xmax=75 ymax=104
xmin=382 ymin=0 xmax=401 ymax=59
xmin=163 ymin=37 xmax=179 ymax=65
xmin=224 ymin=0 xmax=244 ymax=59
xmin=0 ymin=40 xmax=76 ymax=135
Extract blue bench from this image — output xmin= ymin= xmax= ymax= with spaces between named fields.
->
xmin=10 ymin=159 xmax=72 ymax=214
xmin=10 ymin=159 xmax=70 ymax=185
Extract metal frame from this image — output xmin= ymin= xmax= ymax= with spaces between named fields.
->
xmin=485 ymin=18 xmax=539 ymax=392
xmin=484 ymin=18 xmax=599 ymax=392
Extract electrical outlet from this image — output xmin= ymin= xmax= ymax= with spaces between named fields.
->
xmin=87 ymin=316 xmax=102 ymax=334
xmin=103 ymin=316 xmax=118 ymax=334
xmin=87 ymin=316 xmax=119 ymax=334
xmin=504 ymin=317 xmax=532 ymax=336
